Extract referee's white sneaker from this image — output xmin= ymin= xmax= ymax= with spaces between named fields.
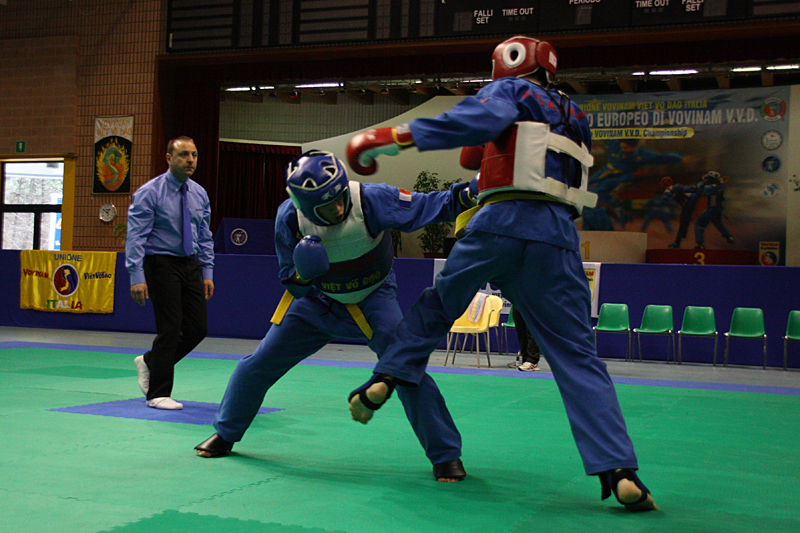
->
xmin=146 ymin=397 xmax=183 ymax=410
xmin=134 ymin=355 xmax=150 ymax=395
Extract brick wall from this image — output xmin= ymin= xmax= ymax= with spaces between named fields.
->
xmin=0 ymin=0 xmax=164 ymax=251
xmin=0 ymin=36 xmax=78 ymax=155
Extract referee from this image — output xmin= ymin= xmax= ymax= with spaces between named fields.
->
xmin=126 ymin=136 xmax=215 ymax=410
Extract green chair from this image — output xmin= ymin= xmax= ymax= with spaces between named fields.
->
xmin=501 ymin=305 xmax=516 ymax=355
xmin=677 ymin=306 xmax=718 ymax=365
xmin=633 ymin=305 xmax=674 ymax=363
xmin=593 ymin=303 xmax=632 ymax=361
xmin=724 ymin=307 xmax=767 ymax=368
xmin=784 ymin=310 xmax=800 ymax=370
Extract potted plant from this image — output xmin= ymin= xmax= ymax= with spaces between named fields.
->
xmin=412 ymin=170 xmax=459 ymax=258
xmin=112 ymin=222 xmax=127 ymax=244
xmin=390 ymin=228 xmax=403 ymax=257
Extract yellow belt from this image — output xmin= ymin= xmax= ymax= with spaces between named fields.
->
xmin=454 ymin=192 xmax=567 ymax=238
xmin=269 ymin=290 xmax=374 ymax=340
xmin=345 ymin=304 xmax=374 ymax=340
xmin=270 ymin=290 xmax=295 ymax=325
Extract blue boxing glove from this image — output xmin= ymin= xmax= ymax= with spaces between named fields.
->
xmin=458 ymin=175 xmax=480 ymax=208
xmin=293 ymin=235 xmax=329 ymax=282
xmin=469 ymin=174 xmax=479 ymax=199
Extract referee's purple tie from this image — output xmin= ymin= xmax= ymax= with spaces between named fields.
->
xmin=181 ymin=182 xmax=193 ymax=256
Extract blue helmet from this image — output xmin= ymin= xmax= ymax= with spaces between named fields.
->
xmin=286 ymin=150 xmax=352 ymax=226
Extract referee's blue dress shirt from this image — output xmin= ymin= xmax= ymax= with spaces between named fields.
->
xmin=125 ymin=169 xmax=214 ymax=286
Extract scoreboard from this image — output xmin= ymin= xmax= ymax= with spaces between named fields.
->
xmin=167 ymin=0 xmax=800 ymax=53
xmin=435 ymin=0 xmax=756 ymax=36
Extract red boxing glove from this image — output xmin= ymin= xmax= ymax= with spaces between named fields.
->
xmin=346 ymin=125 xmax=414 ymax=175
xmin=460 ymin=145 xmax=484 ymax=171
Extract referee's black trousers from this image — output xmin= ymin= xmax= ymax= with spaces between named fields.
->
xmin=143 ymin=254 xmax=208 ymax=400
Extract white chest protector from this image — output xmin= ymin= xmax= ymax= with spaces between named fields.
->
xmin=478 ymin=121 xmax=597 ymax=212
xmin=296 ymin=182 xmax=393 ymax=303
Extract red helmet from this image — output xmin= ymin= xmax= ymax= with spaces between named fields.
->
xmin=491 ymin=36 xmax=557 ymax=84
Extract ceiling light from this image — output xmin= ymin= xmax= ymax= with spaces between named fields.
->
xmin=766 ymin=64 xmax=800 ymax=71
xmin=731 ymin=66 xmax=761 ymax=73
xmin=649 ymin=69 xmax=698 ymax=76
xmin=296 ymin=82 xmax=342 ymax=89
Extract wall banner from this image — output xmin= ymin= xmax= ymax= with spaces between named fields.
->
xmin=20 ymin=251 xmax=117 ymax=313
xmin=573 ymin=87 xmax=790 ymax=264
xmin=93 ymin=116 xmax=133 ymax=194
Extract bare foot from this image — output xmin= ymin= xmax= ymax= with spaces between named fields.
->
xmin=616 ymin=475 xmax=658 ymax=511
xmin=349 ymin=381 xmax=389 ymax=424
xmin=436 ymin=476 xmax=461 ymax=483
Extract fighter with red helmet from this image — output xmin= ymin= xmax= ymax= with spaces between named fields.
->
xmin=347 ymin=36 xmax=657 ymax=512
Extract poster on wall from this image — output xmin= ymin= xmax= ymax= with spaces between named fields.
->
xmin=93 ymin=116 xmax=133 ymax=194
xmin=20 ymin=251 xmax=117 ymax=313
xmin=573 ymin=87 xmax=790 ymax=264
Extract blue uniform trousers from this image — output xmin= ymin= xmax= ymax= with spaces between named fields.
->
xmin=375 ymin=229 xmax=639 ymax=475
xmin=694 ymin=205 xmax=731 ymax=245
xmin=213 ymin=278 xmax=462 ymax=465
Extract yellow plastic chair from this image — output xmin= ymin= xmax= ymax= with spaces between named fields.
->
xmin=677 ymin=306 xmax=718 ymax=365
xmin=724 ymin=307 xmax=767 ymax=368
xmin=593 ymin=303 xmax=632 ymax=361
xmin=487 ymin=298 xmax=505 ymax=355
xmin=634 ymin=305 xmax=674 ymax=363
xmin=783 ymin=310 xmax=800 ymax=370
xmin=445 ymin=294 xmax=504 ymax=368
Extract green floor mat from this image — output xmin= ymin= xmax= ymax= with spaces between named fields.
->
xmin=2 ymin=347 xmax=798 ymax=533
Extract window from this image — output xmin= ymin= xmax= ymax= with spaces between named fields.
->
xmin=1 ymin=161 xmax=64 ymax=250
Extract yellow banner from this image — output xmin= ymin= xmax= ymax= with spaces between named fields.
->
xmin=20 ymin=251 xmax=117 ymax=313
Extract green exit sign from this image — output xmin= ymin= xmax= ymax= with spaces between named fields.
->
xmin=15 ymin=141 xmax=26 ymax=153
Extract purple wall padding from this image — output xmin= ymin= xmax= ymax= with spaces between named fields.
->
xmin=2 ymin=250 xmax=799 ymax=368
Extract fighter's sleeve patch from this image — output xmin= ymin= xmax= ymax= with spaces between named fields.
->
xmin=398 ymin=188 xmax=412 ymax=209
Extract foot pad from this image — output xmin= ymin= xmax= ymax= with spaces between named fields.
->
xmin=599 ymin=468 xmax=657 ymax=511
xmin=348 ymin=373 xmax=395 ymax=411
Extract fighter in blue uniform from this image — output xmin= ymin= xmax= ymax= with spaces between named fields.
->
xmin=195 ymin=150 xmax=475 ymax=482
xmin=662 ymin=176 xmax=701 ymax=248
xmin=693 ymin=171 xmax=734 ymax=249
xmin=345 ymin=36 xmax=657 ymax=511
